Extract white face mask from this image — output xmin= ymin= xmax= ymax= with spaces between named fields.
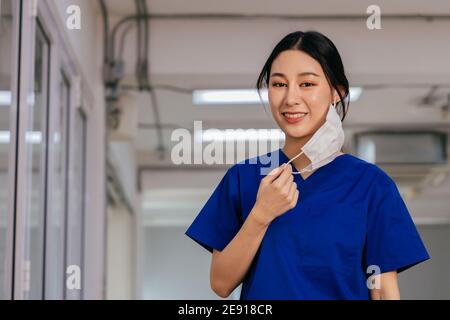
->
xmin=286 ymin=99 xmax=345 ymax=174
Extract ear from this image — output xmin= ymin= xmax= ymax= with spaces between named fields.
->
xmin=333 ymin=86 xmax=345 ymax=104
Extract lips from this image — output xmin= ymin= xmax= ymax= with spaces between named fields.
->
xmin=281 ymin=111 xmax=308 ymax=123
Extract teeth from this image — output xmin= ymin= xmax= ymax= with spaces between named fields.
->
xmin=283 ymin=113 xmax=306 ymax=119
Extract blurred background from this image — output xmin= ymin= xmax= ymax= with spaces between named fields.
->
xmin=0 ymin=0 xmax=449 ymax=299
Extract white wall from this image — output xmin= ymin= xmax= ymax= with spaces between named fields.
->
xmin=399 ymin=225 xmax=450 ymax=299
xmin=106 ymin=205 xmax=134 ymax=299
xmin=143 ymin=226 xmax=220 ymax=299
xmin=106 ymin=141 xmax=138 ymax=299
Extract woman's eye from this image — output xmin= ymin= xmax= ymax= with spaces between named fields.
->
xmin=271 ymin=82 xmax=313 ymax=87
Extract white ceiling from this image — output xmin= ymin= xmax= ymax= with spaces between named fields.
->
xmin=104 ymin=0 xmax=450 ymax=16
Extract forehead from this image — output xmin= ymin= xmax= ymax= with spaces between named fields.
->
xmin=270 ymin=50 xmax=324 ymax=76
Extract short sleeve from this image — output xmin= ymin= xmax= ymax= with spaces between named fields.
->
xmin=364 ymin=170 xmax=430 ymax=274
xmin=185 ymin=165 xmax=243 ymax=253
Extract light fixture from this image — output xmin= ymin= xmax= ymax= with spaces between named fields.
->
xmin=0 ymin=131 xmax=9 ymax=143
xmin=193 ymin=89 xmax=266 ymax=105
xmin=0 ymin=91 xmax=11 ymax=106
xmin=349 ymin=87 xmax=363 ymax=102
xmin=197 ymin=128 xmax=285 ymax=142
xmin=193 ymin=87 xmax=363 ymax=105
xmin=0 ymin=91 xmax=35 ymax=106
xmin=0 ymin=131 xmax=42 ymax=144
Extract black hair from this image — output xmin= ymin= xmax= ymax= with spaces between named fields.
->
xmin=256 ymin=30 xmax=350 ymax=121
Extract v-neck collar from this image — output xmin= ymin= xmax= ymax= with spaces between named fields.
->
xmin=277 ymin=148 xmax=348 ymax=182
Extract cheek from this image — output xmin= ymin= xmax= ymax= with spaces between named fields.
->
xmin=305 ymin=91 xmax=328 ymax=116
xmin=268 ymin=90 xmax=282 ymax=107
xmin=268 ymin=91 xmax=284 ymax=116
xmin=305 ymin=90 xmax=323 ymax=105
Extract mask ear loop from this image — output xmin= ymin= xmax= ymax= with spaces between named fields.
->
xmin=284 ymin=97 xmax=337 ymax=175
xmin=285 ymin=151 xmax=310 ymax=174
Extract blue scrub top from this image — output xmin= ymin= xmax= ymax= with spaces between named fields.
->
xmin=185 ymin=148 xmax=430 ymax=300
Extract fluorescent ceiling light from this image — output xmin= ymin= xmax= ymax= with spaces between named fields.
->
xmin=193 ymin=89 xmax=265 ymax=105
xmin=0 ymin=131 xmax=42 ymax=144
xmin=198 ymin=128 xmax=285 ymax=142
xmin=0 ymin=131 xmax=11 ymax=144
xmin=0 ymin=91 xmax=11 ymax=106
xmin=0 ymin=91 xmax=35 ymax=106
xmin=193 ymin=87 xmax=363 ymax=105
xmin=350 ymin=87 xmax=363 ymax=102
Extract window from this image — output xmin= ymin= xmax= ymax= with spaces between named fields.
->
xmin=65 ymin=107 xmax=86 ymax=299
xmin=2 ymin=0 xmax=94 ymax=300
xmin=0 ymin=0 xmax=19 ymax=300
xmin=20 ymin=20 xmax=50 ymax=299
xmin=45 ymin=72 xmax=70 ymax=299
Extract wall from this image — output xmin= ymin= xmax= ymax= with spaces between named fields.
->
xmin=143 ymin=226 xmax=221 ymax=299
xmin=399 ymin=225 xmax=450 ymax=299
xmin=106 ymin=205 xmax=134 ymax=299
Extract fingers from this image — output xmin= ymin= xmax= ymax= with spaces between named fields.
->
xmin=281 ymin=180 xmax=297 ymax=207
xmin=263 ymin=164 xmax=286 ymax=183
xmin=263 ymin=163 xmax=299 ymax=211
xmin=272 ymin=163 xmax=293 ymax=188
xmin=290 ymin=189 xmax=300 ymax=208
xmin=287 ymin=180 xmax=297 ymax=198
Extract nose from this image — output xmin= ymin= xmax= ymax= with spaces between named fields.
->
xmin=285 ymin=85 xmax=302 ymax=106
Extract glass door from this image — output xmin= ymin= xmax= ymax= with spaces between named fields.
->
xmin=0 ymin=0 xmax=20 ymax=300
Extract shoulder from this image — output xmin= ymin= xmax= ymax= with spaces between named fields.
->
xmin=343 ymin=153 xmax=394 ymax=180
xmin=341 ymin=153 xmax=399 ymax=197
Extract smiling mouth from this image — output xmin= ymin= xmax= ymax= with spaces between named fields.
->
xmin=281 ymin=112 xmax=308 ymax=120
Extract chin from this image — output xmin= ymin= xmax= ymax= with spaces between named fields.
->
xmin=282 ymin=127 xmax=312 ymax=140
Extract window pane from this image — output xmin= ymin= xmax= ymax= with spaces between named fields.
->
xmin=46 ymin=72 xmax=70 ymax=299
xmin=22 ymin=21 xmax=50 ymax=299
xmin=0 ymin=0 xmax=17 ymax=300
xmin=66 ymin=109 xmax=86 ymax=299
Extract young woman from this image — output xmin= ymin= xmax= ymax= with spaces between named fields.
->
xmin=185 ymin=31 xmax=430 ymax=300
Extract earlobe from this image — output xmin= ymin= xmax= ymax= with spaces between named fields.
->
xmin=331 ymin=91 xmax=340 ymax=106
xmin=331 ymin=96 xmax=339 ymax=107
xmin=333 ymin=86 xmax=345 ymax=104
xmin=334 ymin=96 xmax=342 ymax=106
xmin=334 ymin=92 xmax=341 ymax=104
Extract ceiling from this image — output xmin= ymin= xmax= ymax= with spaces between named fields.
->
xmin=104 ymin=0 xmax=450 ymax=16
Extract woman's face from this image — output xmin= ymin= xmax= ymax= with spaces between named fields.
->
xmin=268 ymin=50 xmax=338 ymax=141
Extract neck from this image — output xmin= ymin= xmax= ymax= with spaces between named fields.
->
xmin=282 ymin=135 xmax=313 ymax=171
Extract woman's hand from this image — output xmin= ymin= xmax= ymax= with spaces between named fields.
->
xmin=253 ymin=163 xmax=299 ymax=226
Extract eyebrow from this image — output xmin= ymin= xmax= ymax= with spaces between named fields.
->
xmin=270 ymin=72 xmax=320 ymax=78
